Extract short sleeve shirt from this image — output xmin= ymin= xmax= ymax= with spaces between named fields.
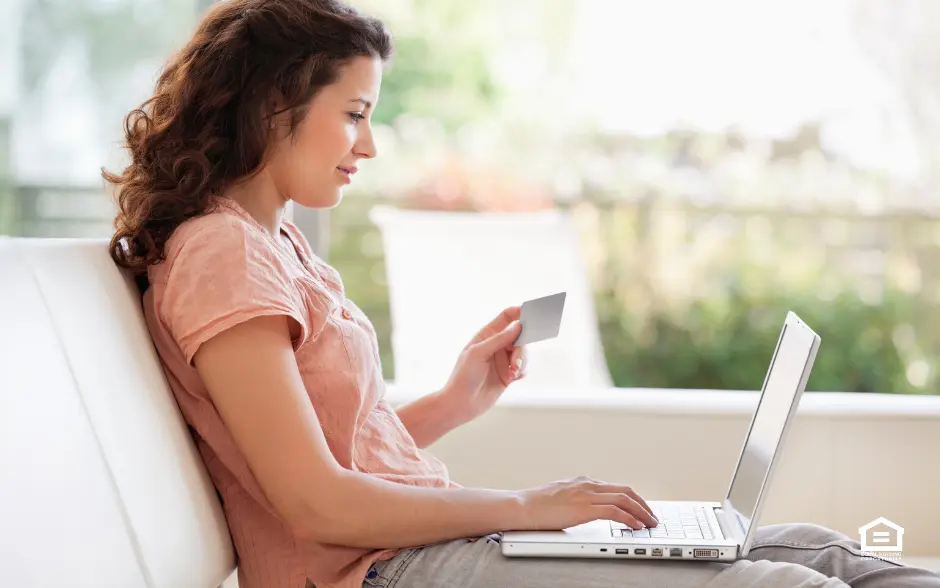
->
xmin=142 ymin=198 xmax=453 ymax=588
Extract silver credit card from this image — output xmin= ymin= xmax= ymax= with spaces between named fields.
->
xmin=514 ymin=292 xmax=566 ymax=346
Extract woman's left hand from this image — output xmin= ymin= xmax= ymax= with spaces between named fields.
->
xmin=439 ymin=305 xmax=528 ymax=424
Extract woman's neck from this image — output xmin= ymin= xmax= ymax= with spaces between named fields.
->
xmin=223 ymin=169 xmax=289 ymax=236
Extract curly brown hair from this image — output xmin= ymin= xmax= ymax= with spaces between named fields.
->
xmin=104 ymin=0 xmax=392 ymax=276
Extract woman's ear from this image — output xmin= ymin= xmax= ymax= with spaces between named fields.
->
xmin=264 ymin=93 xmax=288 ymax=133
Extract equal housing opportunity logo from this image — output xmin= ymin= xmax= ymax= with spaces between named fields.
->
xmin=858 ymin=517 xmax=904 ymax=561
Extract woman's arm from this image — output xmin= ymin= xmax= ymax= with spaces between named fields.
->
xmin=394 ymin=390 xmax=466 ymax=449
xmin=193 ymin=314 xmax=525 ymax=549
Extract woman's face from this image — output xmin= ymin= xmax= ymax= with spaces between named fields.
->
xmin=267 ymin=56 xmax=382 ymax=209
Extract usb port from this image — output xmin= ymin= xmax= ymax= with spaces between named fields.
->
xmin=634 ymin=548 xmax=647 ymax=555
xmin=669 ymin=548 xmax=683 ymax=557
xmin=651 ymin=548 xmax=663 ymax=557
xmin=615 ymin=548 xmax=629 ymax=555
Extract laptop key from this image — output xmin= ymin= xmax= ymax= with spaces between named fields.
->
xmin=632 ymin=529 xmax=650 ymax=538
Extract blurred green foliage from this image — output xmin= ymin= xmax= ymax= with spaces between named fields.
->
xmin=596 ymin=285 xmax=934 ymax=394
xmin=353 ymin=0 xmax=504 ymax=131
xmin=327 ymin=0 xmax=939 ymax=395
xmin=331 ymin=197 xmax=939 ymax=395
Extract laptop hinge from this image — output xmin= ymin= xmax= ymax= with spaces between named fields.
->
xmin=714 ymin=507 xmax=740 ymax=548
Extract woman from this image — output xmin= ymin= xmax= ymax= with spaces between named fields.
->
xmin=105 ymin=1 xmax=939 ymax=587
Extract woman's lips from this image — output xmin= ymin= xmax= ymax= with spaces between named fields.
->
xmin=336 ymin=167 xmax=357 ymax=183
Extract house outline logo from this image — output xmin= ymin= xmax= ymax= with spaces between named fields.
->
xmin=858 ymin=517 xmax=904 ymax=553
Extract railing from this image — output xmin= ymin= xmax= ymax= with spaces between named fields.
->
xmin=1 ymin=184 xmax=113 ymax=237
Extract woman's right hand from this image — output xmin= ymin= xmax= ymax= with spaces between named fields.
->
xmin=515 ymin=476 xmax=659 ymax=531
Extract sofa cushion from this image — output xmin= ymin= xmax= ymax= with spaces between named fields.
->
xmin=1 ymin=239 xmax=150 ymax=586
xmin=1 ymin=238 xmax=235 ymax=588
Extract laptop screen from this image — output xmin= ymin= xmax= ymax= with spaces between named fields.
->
xmin=725 ymin=315 xmax=819 ymax=546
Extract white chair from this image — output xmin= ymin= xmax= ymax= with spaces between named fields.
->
xmin=368 ymin=205 xmax=613 ymax=392
xmin=0 ymin=237 xmax=236 ymax=588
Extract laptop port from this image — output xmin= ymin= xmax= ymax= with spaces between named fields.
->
xmin=600 ymin=548 xmax=607 ymax=552
xmin=693 ymin=549 xmax=720 ymax=559
xmin=615 ymin=548 xmax=629 ymax=555
xmin=669 ymin=548 xmax=683 ymax=557
xmin=651 ymin=548 xmax=663 ymax=557
xmin=634 ymin=548 xmax=647 ymax=555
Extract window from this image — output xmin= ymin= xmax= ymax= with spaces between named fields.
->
xmin=1 ymin=0 xmax=210 ymax=237
xmin=5 ymin=0 xmax=937 ymax=393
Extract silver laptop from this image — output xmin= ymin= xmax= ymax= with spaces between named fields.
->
xmin=501 ymin=311 xmax=821 ymax=562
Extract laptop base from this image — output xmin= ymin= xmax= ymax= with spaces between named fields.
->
xmin=501 ymin=500 xmax=741 ymax=562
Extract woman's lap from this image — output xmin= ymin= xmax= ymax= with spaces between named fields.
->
xmin=746 ymin=523 xmax=940 ymax=588
xmin=366 ymin=534 xmax=742 ymax=588
xmin=365 ymin=524 xmax=940 ymax=588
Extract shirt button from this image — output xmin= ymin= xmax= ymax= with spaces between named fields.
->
xmin=341 ymin=308 xmax=352 ymax=320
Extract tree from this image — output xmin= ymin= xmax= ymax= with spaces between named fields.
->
xmin=350 ymin=0 xmax=503 ymax=130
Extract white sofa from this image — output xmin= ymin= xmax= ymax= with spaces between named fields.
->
xmin=2 ymin=237 xmax=937 ymax=587
xmin=1 ymin=238 xmax=235 ymax=587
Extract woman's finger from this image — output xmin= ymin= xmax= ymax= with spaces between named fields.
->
xmin=591 ymin=493 xmax=658 ymax=528
xmin=470 ymin=321 xmax=521 ymax=358
xmin=497 ymin=349 xmax=512 ymax=384
xmin=593 ymin=484 xmax=656 ymax=523
xmin=593 ymin=505 xmax=645 ymax=531
xmin=471 ymin=306 xmax=522 ymax=345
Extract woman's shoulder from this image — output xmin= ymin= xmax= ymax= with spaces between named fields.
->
xmin=172 ymin=202 xmax=258 ymax=249
xmin=152 ymin=204 xmax=274 ymax=283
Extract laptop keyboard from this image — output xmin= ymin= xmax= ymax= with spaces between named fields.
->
xmin=611 ymin=505 xmax=715 ymax=540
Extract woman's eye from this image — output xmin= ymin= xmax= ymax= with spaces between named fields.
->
xmin=348 ymin=112 xmax=365 ymax=123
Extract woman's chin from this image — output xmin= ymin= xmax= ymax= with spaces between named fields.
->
xmin=293 ymin=190 xmax=343 ymax=210
xmin=327 ymin=189 xmax=345 ymax=208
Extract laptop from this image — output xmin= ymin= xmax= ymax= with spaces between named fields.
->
xmin=501 ymin=311 xmax=821 ymax=562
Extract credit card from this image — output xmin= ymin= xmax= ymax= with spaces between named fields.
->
xmin=514 ymin=292 xmax=566 ymax=346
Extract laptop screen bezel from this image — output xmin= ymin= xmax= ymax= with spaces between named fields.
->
xmin=722 ymin=311 xmax=821 ymax=556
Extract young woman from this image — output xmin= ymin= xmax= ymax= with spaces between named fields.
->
xmin=105 ymin=1 xmax=940 ymax=587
